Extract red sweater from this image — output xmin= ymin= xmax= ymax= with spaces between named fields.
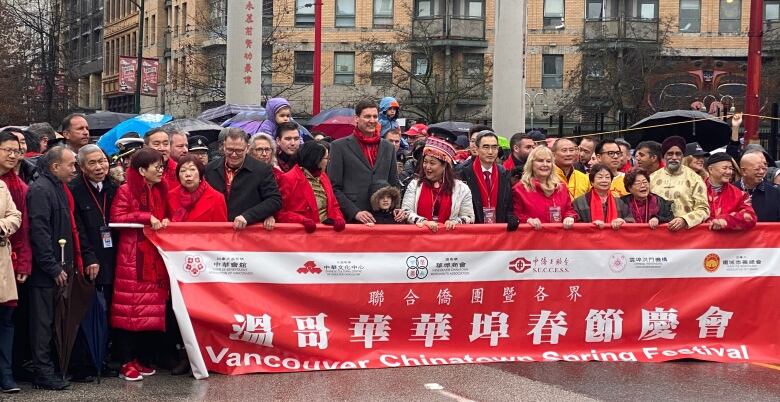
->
xmin=706 ymin=181 xmax=757 ymax=230
xmin=512 ymin=181 xmax=577 ymax=223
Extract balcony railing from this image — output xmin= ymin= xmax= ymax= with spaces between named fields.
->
xmin=583 ymin=17 xmax=659 ymax=43
xmin=764 ymin=20 xmax=780 ymax=51
xmin=412 ymin=15 xmax=486 ymax=42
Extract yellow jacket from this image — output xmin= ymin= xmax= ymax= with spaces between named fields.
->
xmin=610 ymin=174 xmax=629 ymax=197
xmin=556 ymin=166 xmax=591 ymax=200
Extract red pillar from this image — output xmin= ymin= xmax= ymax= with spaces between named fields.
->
xmin=744 ymin=0 xmax=764 ymax=144
xmin=313 ymin=0 xmax=322 ymax=116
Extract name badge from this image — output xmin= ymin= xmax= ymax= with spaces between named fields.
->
xmin=100 ymin=226 xmax=113 ymax=248
xmin=549 ymin=206 xmax=562 ymax=223
xmin=483 ymin=207 xmax=496 ymax=224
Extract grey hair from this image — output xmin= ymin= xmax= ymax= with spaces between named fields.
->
xmin=248 ymin=133 xmax=276 ymax=164
xmin=77 ymin=144 xmax=105 ymax=165
xmin=168 ymin=129 xmax=188 ymax=140
xmin=222 ymin=127 xmax=248 ymax=144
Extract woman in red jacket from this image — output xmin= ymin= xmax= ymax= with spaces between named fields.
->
xmin=110 ymin=148 xmax=169 ymax=382
xmin=512 ymin=146 xmax=576 ymax=230
xmin=277 ymin=141 xmax=346 ymax=232
xmin=169 ymin=155 xmax=227 ymax=223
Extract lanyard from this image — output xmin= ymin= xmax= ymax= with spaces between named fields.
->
xmin=84 ymin=176 xmax=107 ymax=225
xmin=631 ymin=197 xmax=649 ymax=223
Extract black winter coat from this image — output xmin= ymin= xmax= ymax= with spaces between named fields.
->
xmin=27 ymin=172 xmax=80 ymax=287
xmin=735 ymin=180 xmax=780 ymax=222
xmin=205 ymin=156 xmax=282 ymax=225
xmin=459 ymin=160 xmax=517 ymax=225
xmin=69 ymin=175 xmax=118 ymax=285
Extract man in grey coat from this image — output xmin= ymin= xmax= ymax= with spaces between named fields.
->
xmin=327 ymin=99 xmax=400 ymax=224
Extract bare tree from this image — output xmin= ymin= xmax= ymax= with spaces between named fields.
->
xmin=0 ymin=1 xmax=36 ymax=125
xmin=6 ymin=0 xmax=75 ymax=124
xmin=560 ymin=17 xmax=676 ymax=124
xmin=167 ymin=0 xmax=306 ymax=112
xmin=353 ymin=5 xmax=492 ymax=123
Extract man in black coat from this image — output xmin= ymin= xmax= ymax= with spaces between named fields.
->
xmin=459 ymin=131 xmax=519 ymax=231
xmin=27 ymin=146 xmax=91 ymax=390
xmin=737 ymin=152 xmax=780 ymax=222
xmin=205 ymin=128 xmax=282 ymax=229
xmin=327 ymin=100 xmax=400 ymax=224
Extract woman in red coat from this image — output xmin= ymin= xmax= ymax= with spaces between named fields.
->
xmin=512 ymin=146 xmax=577 ymax=230
xmin=110 ymin=148 xmax=169 ymax=382
xmin=168 ymin=155 xmax=227 ymax=223
xmin=277 ymin=141 xmax=346 ymax=232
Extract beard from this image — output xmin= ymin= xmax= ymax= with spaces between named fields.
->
xmin=666 ymin=160 xmax=681 ymax=172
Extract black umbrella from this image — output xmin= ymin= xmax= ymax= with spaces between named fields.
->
xmin=429 ymin=121 xmax=474 ymax=137
xmin=626 ymin=110 xmax=730 ymax=152
xmin=84 ymin=112 xmax=137 ymax=136
xmin=54 ymin=240 xmax=95 ymax=379
xmin=161 ymin=118 xmax=224 ymax=143
xmin=79 ymin=289 xmax=108 ymax=382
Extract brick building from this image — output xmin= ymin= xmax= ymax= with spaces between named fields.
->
xmin=525 ymin=0 xmax=779 ymax=132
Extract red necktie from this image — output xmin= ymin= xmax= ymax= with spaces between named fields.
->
xmin=483 ymin=170 xmax=492 ymax=192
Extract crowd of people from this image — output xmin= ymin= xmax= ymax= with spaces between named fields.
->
xmin=0 ymin=97 xmax=775 ymax=392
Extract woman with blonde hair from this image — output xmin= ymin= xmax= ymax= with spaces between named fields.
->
xmin=512 ymin=146 xmax=576 ymax=230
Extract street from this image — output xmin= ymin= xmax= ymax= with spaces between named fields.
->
xmin=12 ymin=361 xmax=780 ymax=401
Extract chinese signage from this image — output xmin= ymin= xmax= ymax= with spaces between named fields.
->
xmin=147 ymin=224 xmax=780 ymax=380
xmin=225 ymin=0 xmax=262 ymax=103
xmin=118 ymin=56 xmax=159 ymax=97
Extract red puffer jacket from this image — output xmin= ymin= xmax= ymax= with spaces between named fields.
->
xmin=110 ymin=168 xmax=169 ymax=332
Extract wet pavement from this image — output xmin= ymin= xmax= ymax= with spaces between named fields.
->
xmin=9 ymin=362 xmax=780 ymax=401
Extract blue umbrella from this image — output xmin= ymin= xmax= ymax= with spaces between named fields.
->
xmin=79 ymin=290 xmax=108 ymax=382
xmin=97 ymin=114 xmax=173 ymax=156
xmin=308 ymin=107 xmax=354 ymax=126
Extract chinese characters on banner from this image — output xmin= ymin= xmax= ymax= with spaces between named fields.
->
xmin=225 ymin=0 xmax=262 ymax=103
xmin=146 ymin=224 xmax=780 ymax=379
xmin=117 ymin=56 xmax=159 ymax=97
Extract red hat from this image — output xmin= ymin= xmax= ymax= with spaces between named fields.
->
xmin=423 ymin=137 xmax=456 ymax=166
xmin=405 ymin=123 xmax=428 ymax=137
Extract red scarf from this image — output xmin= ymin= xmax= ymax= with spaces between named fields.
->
xmin=172 ymin=180 xmax=209 ymax=222
xmin=590 ymin=191 xmax=618 ymax=223
xmin=628 ymin=195 xmax=660 ymax=223
xmin=417 ymin=182 xmax=453 ymax=223
xmin=1 ymin=171 xmax=25 ymax=213
xmin=62 ymin=183 xmax=83 ymax=274
xmin=353 ymin=127 xmax=381 ymax=168
xmin=472 ymin=161 xmax=498 ymax=209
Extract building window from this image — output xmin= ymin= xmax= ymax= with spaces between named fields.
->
xmin=182 ymin=2 xmax=188 ymax=35
xmin=144 ymin=17 xmax=149 ymax=46
xmin=261 ymin=46 xmax=272 ymax=96
xmin=371 ymin=53 xmax=392 ymax=86
xmin=295 ymin=0 xmax=314 ymax=26
xmin=586 ymin=0 xmax=602 ymax=19
xmin=374 ymin=0 xmax=393 ymax=27
xmin=766 ymin=0 xmax=780 ymax=21
xmin=334 ymin=52 xmax=355 ymax=84
xmin=174 ymin=5 xmax=179 ymax=36
xmin=458 ymin=0 xmax=483 ymax=17
xmin=542 ymin=55 xmax=563 ymax=89
xmin=679 ymin=0 xmax=700 ymax=32
xmin=151 ymin=15 xmax=156 ymax=45
xmin=335 ymin=0 xmax=355 ymax=27
xmin=719 ymin=0 xmax=741 ymax=33
xmin=294 ymin=51 xmax=314 ymax=84
xmin=637 ymin=0 xmax=657 ymax=19
xmin=463 ymin=53 xmax=484 ymax=78
xmin=416 ymin=0 xmax=444 ymax=17
xmin=93 ymin=30 xmax=101 ymax=59
xmin=543 ymin=0 xmax=564 ymax=28
xmin=412 ymin=53 xmax=429 ymax=76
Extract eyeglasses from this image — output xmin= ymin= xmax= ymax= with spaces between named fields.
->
xmin=0 ymin=148 xmax=21 ymax=156
xmin=225 ymin=148 xmax=246 ymax=156
xmin=480 ymin=145 xmax=500 ymax=151
xmin=255 ymin=148 xmax=273 ymax=154
xmin=599 ymin=151 xmax=623 ymax=158
xmin=147 ymin=164 xmax=164 ymax=172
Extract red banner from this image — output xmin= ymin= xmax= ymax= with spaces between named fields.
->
xmin=118 ymin=56 xmax=159 ymax=96
xmin=145 ymin=224 xmax=780 ymax=379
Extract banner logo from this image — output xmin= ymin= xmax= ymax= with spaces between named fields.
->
xmin=609 ymin=253 xmax=628 ymax=273
xmin=406 ymin=256 xmax=429 ymax=279
xmin=184 ymin=255 xmax=205 ymax=277
xmin=508 ymin=257 xmax=532 ymax=273
xmin=297 ymin=260 xmax=322 ymax=274
xmin=704 ymin=254 xmax=721 ymax=273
